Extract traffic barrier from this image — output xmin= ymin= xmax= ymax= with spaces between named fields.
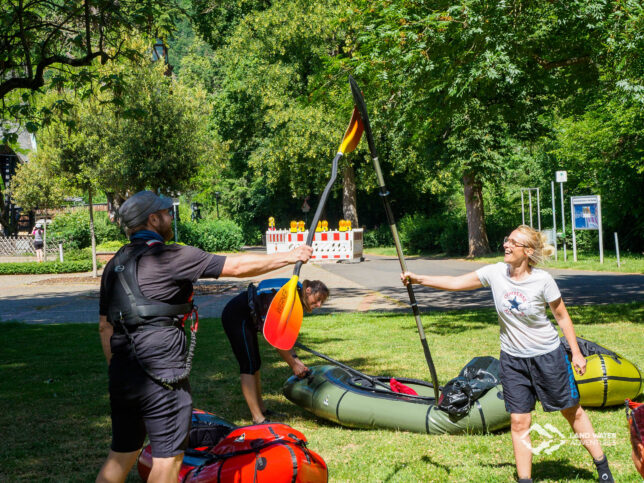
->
xmin=266 ymin=229 xmax=363 ymax=263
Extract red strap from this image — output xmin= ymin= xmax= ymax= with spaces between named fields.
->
xmin=181 ymin=292 xmax=199 ymax=332
xmin=389 ymin=378 xmax=419 ymax=396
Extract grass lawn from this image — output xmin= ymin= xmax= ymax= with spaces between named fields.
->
xmin=365 ymin=247 xmax=644 ymax=274
xmin=1 ymin=303 xmax=642 ymax=482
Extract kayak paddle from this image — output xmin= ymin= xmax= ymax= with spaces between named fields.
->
xmin=264 ymin=105 xmax=364 ymax=350
xmin=347 ymin=75 xmax=441 ymax=401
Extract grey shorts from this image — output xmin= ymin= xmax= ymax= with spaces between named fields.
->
xmin=500 ymin=344 xmax=580 ymax=413
xmin=109 ymin=353 xmax=192 ymax=457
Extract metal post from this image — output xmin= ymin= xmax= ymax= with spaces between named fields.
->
xmin=528 ymin=190 xmax=533 ymax=228
xmin=571 ymin=197 xmax=577 ymax=262
xmin=536 ymin=188 xmax=541 ymax=232
xmin=614 ymin=232 xmax=620 ymax=268
xmin=173 ymin=202 xmax=179 ymax=243
xmin=597 ymin=195 xmax=603 ymax=264
xmin=58 ymin=243 xmax=63 ymax=262
xmin=560 ymin=182 xmax=566 ymax=261
xmin=551 ymin=182 xmax=557 ymax=261
xmin=521 ymin=190 xmax=525 ymax=225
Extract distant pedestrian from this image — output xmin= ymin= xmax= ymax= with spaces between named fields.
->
xmin=32 ymin=224 xmax=44 ymax=263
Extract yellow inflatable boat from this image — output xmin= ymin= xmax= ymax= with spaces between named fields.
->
xmin=562 ymin=337 xmax=643 ymax=408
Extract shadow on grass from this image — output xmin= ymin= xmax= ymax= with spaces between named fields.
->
xmin=532 ymin=459 xmax=596 ymax=480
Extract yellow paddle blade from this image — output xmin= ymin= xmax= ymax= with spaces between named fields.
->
xmin=338 ymin=107 xmax=364 ymax=155
xmin=263 ymin=276 xmax=304 ymax=350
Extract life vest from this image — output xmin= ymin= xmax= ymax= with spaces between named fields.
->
xmin=106 ymin=240 xmax=199 ymax=388
xmin=247 ymin=278 xmax=302 ymax=331
xmin=107 ymin=240 xmax=194 ymax=329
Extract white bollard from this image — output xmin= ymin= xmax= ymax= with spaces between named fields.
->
xmin=614 ymin=232 xmax=620 ymax=268
xmin=59 ymin=243 xmax=64 ymax=262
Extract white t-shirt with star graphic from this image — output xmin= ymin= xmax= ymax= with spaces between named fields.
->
xmin=476 ymin=262 xmax=561 ymax=358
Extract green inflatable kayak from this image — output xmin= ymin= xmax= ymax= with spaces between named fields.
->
xmin=283 ymin=357 xmax=511 ymax=435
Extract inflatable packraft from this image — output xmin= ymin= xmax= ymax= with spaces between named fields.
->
xmin=562 ymin=337 xmax=643 ymax=408
xmin=138 ymin=409 xmax=328 ymax=482
xmin=283 ymin=356 xmax=511 ymax=434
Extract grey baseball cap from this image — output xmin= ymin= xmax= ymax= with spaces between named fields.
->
xmin=118 ymin=191 xmax=173 ymax=229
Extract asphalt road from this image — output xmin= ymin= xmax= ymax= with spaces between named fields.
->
xmin=318 ymin=255 xmax=644 ymax=311
xmin=1 ymin=255 xmax=642 ymax=324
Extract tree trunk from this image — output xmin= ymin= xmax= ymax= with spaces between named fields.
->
xmin=342 ymin=163 xmax=359 ymax=227
xmin=106 ymin=192 xmax=126 ymax=223
xmin=89 ymin=188 xmax=98 ymax=278
xmin=463 ymin=172 xmax=491 ymax=258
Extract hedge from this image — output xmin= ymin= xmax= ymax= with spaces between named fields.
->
xmin=0 ymin=260 xmax=99 ymax=275
xmin=178 ymin=219 xmax=244 ymax=252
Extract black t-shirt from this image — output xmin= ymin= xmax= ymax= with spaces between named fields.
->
xmin=100 ymin=240 xmax=226 ymax=374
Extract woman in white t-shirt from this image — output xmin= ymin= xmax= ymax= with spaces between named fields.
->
xmin=401 ymin=225 xmax=612 ymax=483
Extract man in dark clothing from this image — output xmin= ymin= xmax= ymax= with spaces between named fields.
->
xmin=96 ymin=191 xmax=312 ymax=483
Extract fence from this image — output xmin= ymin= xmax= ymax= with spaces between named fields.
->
xmin=0 ymin=236 xmax=59 ymax=256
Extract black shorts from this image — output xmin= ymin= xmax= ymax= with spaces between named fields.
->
xmin=500 ymin=344 xmax=580 ymax=414
xmin=221 ymin=292 xmax=261 ymax=375
xmin=34 ymin=241 xmax=43 ymax=250
xmin=109 ymin=353 xmax=192 ymax=458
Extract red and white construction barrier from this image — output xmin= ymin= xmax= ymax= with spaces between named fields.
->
xmin=265 ymin=229 xmax=363 ymax=263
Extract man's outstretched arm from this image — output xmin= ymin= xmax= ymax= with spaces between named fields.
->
xmin=220 ymin=245 xmax=313 ymax=278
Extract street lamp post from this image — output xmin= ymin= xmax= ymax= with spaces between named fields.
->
xmin=173 ymin=201 xmax=179 ymax=242
xmin=151 ymin=38 xmax=173 ymax=76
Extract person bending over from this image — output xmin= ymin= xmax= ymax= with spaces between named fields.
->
xmin=222 ymin=278 xmax=329 ymax=424
xmin=96 ymin=191 xmax=313 ymax=483
xmin=401 ymin=225 xmax=613 ymax=483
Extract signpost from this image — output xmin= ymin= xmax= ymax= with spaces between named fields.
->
xmin=556 ymin=171 xmax=567 ymax=261
xmin=551 ymin=181 xmax=557 ymax=260
xmin=570 ymin=195 xmax=603 ymax=263
xmin=520 ymin=188 xmax=541 ymax=230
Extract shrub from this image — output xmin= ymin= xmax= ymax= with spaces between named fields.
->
xmin=437 ymin=219 xmax=469 ymax=255
xmin=178 ymin=219 xmax=243 ymax=252
xmin=96 ymin=240 xmax=126 ymax=252
xmin=363 ymin=225 xmax=394 ymax=248
xmin=398 ymin=214 xmax=447 ymax=253
xmin=0 ymin=260 xmax=99 ymax=274
xmin=49 ymin=210 xmax=126 ymax=250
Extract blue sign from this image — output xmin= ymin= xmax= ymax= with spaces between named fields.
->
xmin=573 ymin=202 xmax=599 ymax=230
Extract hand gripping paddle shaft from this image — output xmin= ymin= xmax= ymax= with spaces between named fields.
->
xmin=348 ymin=75 xmax=440 ymax=400
xmin=264 ymin=107 xmax=364 ymax=350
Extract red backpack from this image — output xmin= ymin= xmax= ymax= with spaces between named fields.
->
xmin=138 ymin=410 xmax=328 ymax=483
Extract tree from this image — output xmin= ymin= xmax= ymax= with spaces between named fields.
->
xmin=0 ymin=0 xmax=181 ymax=98
xmin=15 ymin=40 xmax=216 ymax=226
xmin=0 ymin=0 xmax=184 ymax=144
xmin=200 ymin=0 xmax=370 ymax=231
xmin=351 ymin=0 xmax=616 ymax=256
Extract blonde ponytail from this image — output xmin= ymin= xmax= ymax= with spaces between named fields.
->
xmin=515 ymin=225 xmax=554 ymax=266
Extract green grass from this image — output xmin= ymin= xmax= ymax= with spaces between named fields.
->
xmin=1 ymin=303 xmax=642 ymax=482
xmin=365 ymin=247 xmax=644 ymax=273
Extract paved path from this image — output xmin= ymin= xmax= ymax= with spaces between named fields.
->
xmin=1 ymin=253 xmax=642 ymax=324
xmin=319 ymin=255 xmax=644 ymax=311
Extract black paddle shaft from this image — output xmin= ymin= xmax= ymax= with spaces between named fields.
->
xmin=348 ymin=75 xmax=440 ymax=401
xmin=293 ymin=152 xmax=342 ymax=277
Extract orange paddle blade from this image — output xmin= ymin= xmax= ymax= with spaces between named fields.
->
xmin=263 ymin=276 xmax=304 ymax=350
xmin=339 ymin=107 xmax=364 ymax=154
